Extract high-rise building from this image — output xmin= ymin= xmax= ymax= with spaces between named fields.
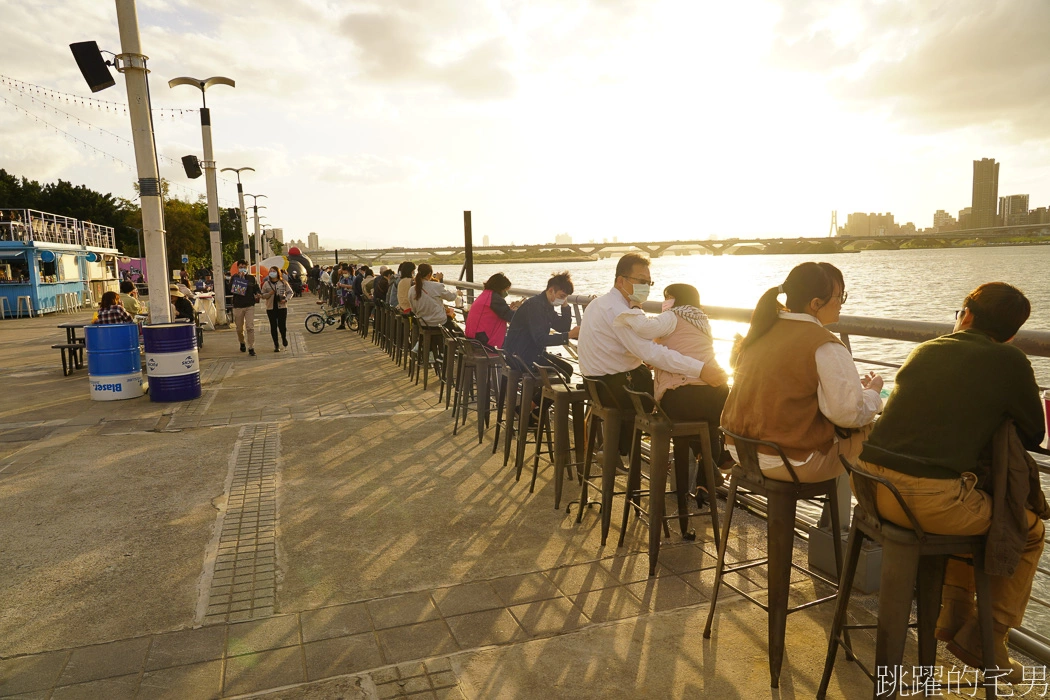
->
xmin=270 ymin=228 xmax=284 ymax=244
xmin=482 ymin=235 xmax=490 ymax=246
xmin=555 ymin=233 xmax=572 ymax=244
xmin=845 ymin=212 xmax=896 ymax=237
xmin=999 ymin=194 xmax=1029 ymax=226
xmin=1029 ymin=206 xmax=1049 ymax=225
xmin=971 ymin=158 xmax=999 ymax=229
xmin=307 ymin=232 xmax=319 ymax=250
xmin=932 ymin=209 xmax=956 ymax=231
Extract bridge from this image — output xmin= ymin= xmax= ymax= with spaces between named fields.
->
xmin=303 ymin=222 xmax=1050 ymax=265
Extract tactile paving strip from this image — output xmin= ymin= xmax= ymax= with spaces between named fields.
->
xmin=202 ymin=423 xmax=280 ymax=625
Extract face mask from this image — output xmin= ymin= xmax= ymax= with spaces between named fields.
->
xmin=269 ymin=272 xmax=277 ymax=280
xmin=499 ymin=290 xmax=509 ymax=298
xmin=552 ymin=296 xmax=566 ymax=307
xmin=661 ymin=299 xmax=674 ymax=312
xmin=629 ymin=284 xmax=650 ymax=304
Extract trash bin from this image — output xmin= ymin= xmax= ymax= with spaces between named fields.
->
xmin=143 ymin=322 xmax=201 ymax=402
xmin=85 ymin=323 xmax=145 ymax=401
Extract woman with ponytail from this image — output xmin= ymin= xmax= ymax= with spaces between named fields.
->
xmin=408 ymin=263 xmax=459 ymax=331
xmin=721 ymin=262 xmax=883 ymax=482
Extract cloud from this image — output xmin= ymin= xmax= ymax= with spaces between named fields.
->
xmin=304 ymin=154 xmax=427 ymax=186
xmin=768 ymin=0 xmax=1050 ymax=139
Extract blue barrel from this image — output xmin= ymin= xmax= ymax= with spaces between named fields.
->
xmin=84 ymin=323 xmax=144 ymax=401
xmin=143 ymin=323 xmax=201 ymax=402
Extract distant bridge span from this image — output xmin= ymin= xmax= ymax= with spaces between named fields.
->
xmin=305 ymin=223 xmax=1050 ymax=265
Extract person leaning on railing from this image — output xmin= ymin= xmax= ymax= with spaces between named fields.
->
xmin=94 ymin=291 xmax=135 ymax=325
xmin=720 ymin=261 xmax=882 ymax=482
xmin=464 ymin=273 xmax=521 ymax=349
xmin=857 ymin=282 xmax=1047 ymax=681
xmin=409 ymin=264 xmax=459 ymax=332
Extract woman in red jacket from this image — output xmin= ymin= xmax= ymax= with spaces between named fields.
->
xmin=465 ymin=273 xmax=520 ymax=348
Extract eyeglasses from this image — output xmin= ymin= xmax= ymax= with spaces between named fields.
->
xmin=955 ymin=308 xmax=966 ymax=320
xmin=838 ymin=290 xmax=848 ymax=304
xmin=624 ymin=275 xmax=654 ymax=285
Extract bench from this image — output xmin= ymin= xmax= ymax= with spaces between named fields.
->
xmin=52 ymin=343 xmax=85 ymax=376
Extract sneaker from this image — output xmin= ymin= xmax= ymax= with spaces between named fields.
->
xmin=935 ymin=592 xmax=973 ymax=643
xmin=240 ymin=343 xmax=246 ymax=352
xmin=248 ymin=348 xmax=256 ymax=356
xmin=274 ymin=346 xmax=280 ymax=353
xmin=282 ymin=337 xmax=288 ymax=347
xmin=945 ymin=618 xmax=1024 ymax=683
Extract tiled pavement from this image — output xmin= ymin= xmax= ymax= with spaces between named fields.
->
xmin=0 ymin=542 xmax=757 ymax=699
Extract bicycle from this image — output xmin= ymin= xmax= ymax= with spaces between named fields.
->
xmin=305 ymin=302 xmax=358 ymax=334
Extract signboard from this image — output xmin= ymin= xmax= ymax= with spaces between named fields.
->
xmin=181 ymin=254 xmax=189 ymax=265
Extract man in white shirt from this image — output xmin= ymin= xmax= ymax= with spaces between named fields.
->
xmin=578 ymin=253 xmax=727 ymax=456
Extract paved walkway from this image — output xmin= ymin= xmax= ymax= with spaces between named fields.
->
xmin=0 ymin=299 xmax=988 ymax=698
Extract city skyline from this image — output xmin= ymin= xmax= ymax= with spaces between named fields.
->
xmin=2 ymin=1 xmax=1049 ymax=248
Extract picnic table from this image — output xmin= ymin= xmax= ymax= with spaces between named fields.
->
xmin=54 ymin=321 xmax=87 ymax=376
xmin=57 ymin=321 xmax=87 ymax=345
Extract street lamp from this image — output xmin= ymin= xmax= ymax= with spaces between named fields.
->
xmin=220 ymin=166 xmax=254 ymax=266
xmin=169 ymin=75 xmax=234 ymax=325
xmin=244 ymin=193 xmax=267 ymax=267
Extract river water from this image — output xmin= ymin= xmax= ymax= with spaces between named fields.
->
xmin=434 ymin=245 xmax=1050 ymax=635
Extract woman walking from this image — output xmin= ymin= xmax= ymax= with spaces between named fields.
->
xmin=261 ymin=266 xmax=293 ymax=352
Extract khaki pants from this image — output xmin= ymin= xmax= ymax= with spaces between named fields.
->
xmin=860 ymin=460 xmax=1045 ymax=629
xmin=762 ymin=424 xmax=871 ymax=483
xmin=233 ymin=306 xmax=255 ymax=349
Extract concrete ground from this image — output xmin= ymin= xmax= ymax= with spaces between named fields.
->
xmin=0 ymin=299 xmax=1010 ymax=698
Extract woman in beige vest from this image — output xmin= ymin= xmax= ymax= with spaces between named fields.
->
xmin=720 ymin=262 xmax=883 ymax=482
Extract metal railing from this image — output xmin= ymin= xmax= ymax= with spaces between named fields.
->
xmin=444 ymin=278 xmax=1050 ymax=660
xmin=0 ymin=209 xmax=117 ymax=250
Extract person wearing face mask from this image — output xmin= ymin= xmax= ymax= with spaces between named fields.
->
xmin=230 ymin=260 xmax=262 ymax=356
xmin=578 ymin=254 xmax=725 ymax=457
xmin=503 ymin=271 xmax=579 ymax=379
xmin=613 ymin=283 xmax=731 ymax=471
xmin=261 ymin=266 xmax=292 ymax=352
xmin=464 ymin=273 xmax=520 ymax=348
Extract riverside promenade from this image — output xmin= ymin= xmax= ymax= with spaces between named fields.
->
xmin=0 ymin=299 xmax=911 ymax=699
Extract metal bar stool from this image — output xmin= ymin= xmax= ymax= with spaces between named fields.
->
xmin=577 ymin=377 xmax=632 ymax=545
xmin=818 ymin=456 xmax=998 ymax=700
xmin=452 ymin=337 xmax=503 ymax=443
xmin=703 ymin=429 xmax=846 ymax=688
xmin=359 ymin=299 xmax=374 ymax=337
xmin=491 ymin=349 xmax=521 ymax=462
xmin=510 ymin=356 xmax=551 ymax=482
xmin=530 ymin=363 xmax=587 ymax=509
xmin=413 ymin=323 xmax=445 ymax=390
xmin=16 ymin=295 xmax=34 ymax=318
xmin=371 ymin=300 xmax=383 ymax=345
xmin=619 ymin=388 xmax=722 ymax=575
xmin=440 ymin=328 xmax=460 ymax=408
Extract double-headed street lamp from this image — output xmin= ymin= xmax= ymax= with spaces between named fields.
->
xmin=244 ymin=193 xmax=267 ymax=266
xmin=169 ymin=75 xmax=234 ymax=325
xmin=221 ymin=166 xmax=254 ymax=266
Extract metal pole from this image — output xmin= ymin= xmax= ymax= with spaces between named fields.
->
xmin=114 ymin=0 xmax=170 ymax=323
xmin=237 ymin=183 xmax=249 ymax=264
xmin=463 ymin=211 xmax=474 ymax=303
xmin=199 ymin=110 xmax=226 ymax=324
xmin=253 ymin=205 xmax=261 ymax=264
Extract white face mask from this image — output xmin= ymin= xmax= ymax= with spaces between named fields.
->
xmin=629 ymin=284 xmax=651 ymax=304
xmin=269 ymin=272 xmax=278 ymax=280
xmin=552 ymin=296 xmax=566 ymax=307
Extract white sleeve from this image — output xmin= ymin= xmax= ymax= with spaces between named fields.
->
xmin=613 ymin=309 xmax=677 ymax=340
xmin=427 ymin=281 xmax=456 ymax=301
xmin=611 ymin=322 xmax=703 ymax=377
xmin=815 ymin=342 xmax=883 ymax=428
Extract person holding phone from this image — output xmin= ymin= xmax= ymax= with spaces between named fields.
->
xmin=261 ymin=266 xmax=292 ymax=352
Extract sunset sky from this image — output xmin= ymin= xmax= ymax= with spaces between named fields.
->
xmin=1 ymin=0 xmax=1049 ymax=248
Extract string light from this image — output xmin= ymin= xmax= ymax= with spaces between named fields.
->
xmin=1 ymin=74 xmax=192 ymax=117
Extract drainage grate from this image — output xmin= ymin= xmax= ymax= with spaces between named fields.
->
xmin=201 ymin=423 xmax=280 ymax=625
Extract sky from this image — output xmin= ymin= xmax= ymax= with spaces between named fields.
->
xmin=1 ymin=0 xmax=1049 ymax=249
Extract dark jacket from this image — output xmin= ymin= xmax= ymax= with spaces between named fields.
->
xmin=230 ymin=273 xmax=261 ymax=308
xmin=502 ymin=293 xmax=572 ymax=367
xmin=173 ymin=296 xmax=195 ymax=321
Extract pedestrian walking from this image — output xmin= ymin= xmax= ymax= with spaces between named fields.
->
xmin=231 ymin=259 xmax=261 ymax=356
xmin=262 ymin=266 xmax=292 ymax=352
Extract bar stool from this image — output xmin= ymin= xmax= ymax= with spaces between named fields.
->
xmin=16 ymin=295 xmax=34 ymax=318
xmin=55 ymin=294 xmax=68 ymax=314
xmin=618 ymin=389 xmax=722 ymax=574
xmin=577 ymin=377 xmax=632 ymax=545
xmin=818 ymin=456 xmax=998 ymax=700
xmin=703 ymin=429 xmax=845 ymax=688
xmin=452 ymin=337 xmax=504 ymax=443
xmin=394 ymin=312 xmax=412 ymax=368
xmin=492 ymin=350 xmax=523 ymax=464
xmin=530 ymin=364 xmax=588 ymax=509
xmin=413 ymin=323 xmax=445 ymax=390
xmin=69 ymin=292 xmax=82 ymax=312
xmin=359 ymin=299 xmax=374 ymax=337
xmin=440 ymin=328 xmax=461 ymax=408
xmin=510 ymin=356 xmax=552 ymax=481
xmin=371 ymin=300 xmax=383 ymax=346
xmin=0 ymin=296 xmax=10 ymax=319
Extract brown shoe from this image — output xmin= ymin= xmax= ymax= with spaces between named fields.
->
xmin=935 ymin=595 xmax=973 ymax=643
xmin=945 ymin=619 xmax=1024 ymax=683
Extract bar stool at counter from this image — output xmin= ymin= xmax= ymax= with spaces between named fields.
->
xmin=818 ymin=456 xmax=1000 ymax=700
xmin=703 ymin=430 xmax=846 ymax=688
xmin=531 ymin=363 xmax=587 ymax=509
xmin=16 ymin=295 xmax=34 ymax=318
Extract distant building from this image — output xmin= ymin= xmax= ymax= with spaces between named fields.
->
xmin=932 ymin=209 xmax=957 ymax=231
xmin=482 ymin=235 xmax=490 ymax=246
xmin=999 ymin=194 xmax=1029 ymax=226
xmin=844 ymin=212 xmax=896 ymax=237
xmin=899 ymin=222 xmax=917 ymax=235
xmin=959 ymin=207 xmax=973 ymax=230
xmin=307 ymin=232 xmax=319 ymax=250
xmin=271 ymin=228 xmax=284 ymax=244
xmin=1030 ymin=206 xmax=1049 ymax=225
xmin=554 ymin=233 xmax=572 ymax=245
xmin=971 ymin=158 xmax=999 ymax=229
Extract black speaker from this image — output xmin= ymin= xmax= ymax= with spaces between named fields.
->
xmin=69 ymin=41 xmax=115 ymax=93
xmin=182 ymin=155 xmax=202 ymax=179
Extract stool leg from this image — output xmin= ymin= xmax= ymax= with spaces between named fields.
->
xmin=530 ymin=397 xmax=549 ymax=493
xmin=618 ymin=426 xmax=643 ymax=547
xmin=552 ymin=395 xmax=570 ymax=510
xmin=671 ymin=437 xmax=695 ymax=539
xmin=915 ymin=555 xmax=947 ymax=668
xmin=492 ymin=373 xmax=506 ymax=454
xmin=571 ymin=401 xmax=586 ymax=481
xmin=697 ymin=428 xmax=720 ymax=546
xmin=766 ymin=492 xmax=798 ymax=688
xmin=875 ymin=539 xmax=921 ymax=700
xmin=476 ymin=359 xmax=490 ymax=444
xmin=514 ymin=375 xmax=535 ymax=481
xmin=501 ymin=374 xmax=518 ymax=465
xmin=577 ymin=414 xmax=599 ymax=523
xmin=599 ymin=417 xmax=622 ymax=546
xmin=817 ymin=523 xmax=865 ymax=700
xmin=704 ymin=474 xmax=739 ymax=638
xmin=973 ymin=564 xmax=998 ymax=700
xmin=647 ymin=429 xmax=671 ymax=576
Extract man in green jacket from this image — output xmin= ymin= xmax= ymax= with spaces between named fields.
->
xmin=859 ymin=282 xmax=1045 ymax=680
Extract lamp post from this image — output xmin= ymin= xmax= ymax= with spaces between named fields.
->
xmin=220 ymin=167 xmax=254 ymax=267
xmin=245 ymin=193 xmax=267 ymax=267
xmin=169 ymin=76 xmax=234 ymax=325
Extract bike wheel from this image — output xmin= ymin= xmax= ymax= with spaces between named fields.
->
xmin=348 ymin=315 xmax=359 ymax=331
xmin=305 ymin=314 xmax=326 ymax=334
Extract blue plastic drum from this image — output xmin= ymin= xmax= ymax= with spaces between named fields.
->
xmin=84 ymin=323 xmax=144 ymax=401
xmin=143 ymin=323 xmax=201 ymax=402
